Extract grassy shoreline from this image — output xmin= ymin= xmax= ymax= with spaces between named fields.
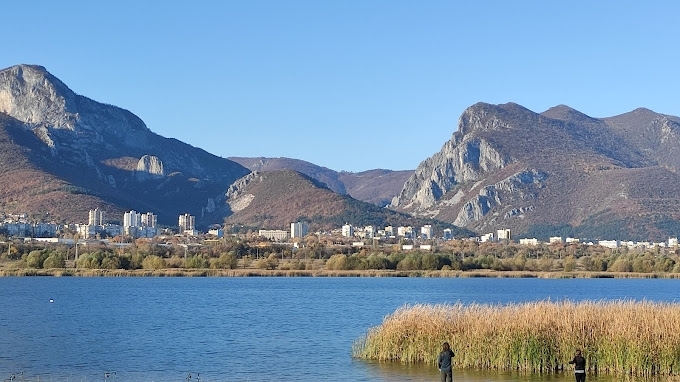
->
xmin=352 ymin=300 xmax=680 ymax=377
xmin=2 ymin=267 xmax=680 ymax=278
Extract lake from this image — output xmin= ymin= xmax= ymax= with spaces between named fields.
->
xmin=1 ymin=277 xmax=678 ymax=381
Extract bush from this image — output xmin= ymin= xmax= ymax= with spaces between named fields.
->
xmin=25 ymin=250 xmax=48 ymax=268
xmin=255 ymin=254 xmax=279 ymax=270
xmin=326 ymin=254 xmax=348 ymax=270
xmin=185 ymin=256 xmax=209 ymax=269
xmin=43 ymin=253 xmax=65 ymax=268
xmin=142 ymin=255 xmax=166 ymax=270
xmin=210 ymin=252 xmax=238 ymax=269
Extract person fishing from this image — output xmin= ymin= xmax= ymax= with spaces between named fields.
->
xmin=437 ymin=342 xmax=455 ymax=382
xmin=568 ymin=349 xmax=586 ymax=382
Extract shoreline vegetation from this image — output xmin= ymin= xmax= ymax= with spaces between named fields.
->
xmin=2 ymin=238 xmax=680 ymax=278
xmin=352 ymin=300 xmax=680 ymax=377
xmin=3 ymin=267 xmax=680 ymax=278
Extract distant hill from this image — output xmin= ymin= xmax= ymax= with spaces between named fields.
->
xmin=228 ymin=157 xmax=413 ymax=206
xmin=221 ymin=169 xmax=471 ymax=235
xmin=0 ymin=64 xmax=250 ymax=226
xmin=390 ymin=102 xmax=680 ymax=241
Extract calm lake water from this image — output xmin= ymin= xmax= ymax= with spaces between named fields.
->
xmin=1 ymin=277 xmax=679 ymax=381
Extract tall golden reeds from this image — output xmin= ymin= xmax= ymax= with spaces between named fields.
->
xmin=352 ymin=300 xmax=680 ymax=376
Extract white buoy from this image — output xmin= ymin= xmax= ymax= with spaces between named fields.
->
xmin=49 ymin=299 xmax=54 ymax=303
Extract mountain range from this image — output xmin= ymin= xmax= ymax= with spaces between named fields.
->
xmin=2 ymin=64 xmax=679 ymax=241
xmin=390 ymin=102 xmax=680 ymax=241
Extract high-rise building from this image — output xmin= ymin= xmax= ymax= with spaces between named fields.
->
xmin=421 ymin=224 xmax=433 ymax=240
xmin=141 ymin=212 xmax=157 ymax=228
xmin=179 ymin=213 xmax=195 ymax=233
xmin=290 ymin=221 xmax=309 ymax=238
xmin=123 ymin=210 xmax=141 ymax=228
xmin=342 ymin=224 xmax=354 ymax=237
xmin=88 ymin=208 xmax=106 ymax=226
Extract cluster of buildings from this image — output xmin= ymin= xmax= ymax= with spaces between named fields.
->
xmin=0 ymin=209 xmax=204 ymax=240
xmin=259 ymin=222 xmax=454 ymax=242
xmin=3 ymin=211 xmax=679 ymax=251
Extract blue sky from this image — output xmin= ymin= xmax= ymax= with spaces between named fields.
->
xmin=2 ymin=1 xmax=678 ymax=172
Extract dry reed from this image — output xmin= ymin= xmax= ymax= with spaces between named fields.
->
xmin=352 ymin=300 xmax=680 ymax=377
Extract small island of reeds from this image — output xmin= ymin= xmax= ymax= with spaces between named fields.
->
xmin=352 ymin=300 xmax=680 ymax=377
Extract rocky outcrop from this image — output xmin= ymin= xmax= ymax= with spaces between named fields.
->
xmin=136 ymin=155 xmax=165 ymax=180
xmin=391 ymin=137 xmax=507 ymax=210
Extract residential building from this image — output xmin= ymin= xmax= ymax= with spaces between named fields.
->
xmin=124 ymin=210 xmax=141 ymax=228
xmin=259 ymin=229 xmax=289 ymax=241
xmin=397 ymin=226 xmax=413 ymax=238
xmin=208 ymin=228 xmax=224 ymax=238
xmin=342 ymin=224 xmax=354 ymax=237
xmin=497 ymin=229 xmax=511 ymax=242
xmin=566 ymin=237 xmax=580 ymax=243
xmin=598 ymin=240 xmax=619 ymax=249
xmin=443 ymin=228 xmax=453 ymax=240
xmin=88 ymin=208 xmax=106 ymax=226
xmin=141 ymin=212 xmax=157 ymax=228
xmin=549 ymin=236 xmax=563 ymax=244
xmin=669 ymin=237 xmax=678 ymax=247
xmin=421 ymin=225 xmax=433 ymax=240
xmin=364 ymin=225 xmax=376 ymax=239
xmin=480 ymin=232 xmax=494 ymax=242
xmin=179 ymin=213 xmax=195 ymax=234
xmin=290 ymin=221 xmax=309 ymax=238
xmin=519 ymin=238 xmax=539 ymax=246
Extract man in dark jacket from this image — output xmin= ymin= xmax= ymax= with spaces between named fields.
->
xmin=437 ymin=342 xmax=455 ymax=382
xmin=568 ymin=349 xmax=586 ymax=382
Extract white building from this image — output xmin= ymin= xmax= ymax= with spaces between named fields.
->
xmin=480 ymin=232 xmax=494 ymax=242
xmin=598 ymin=240 xmax=619 ymax=249
xmin=124 ymin=210 xmax=141 ymax=228
xmin=364 ymin=225 xmax=376 ymax=239
xmin=397 ymin=226 xmax=413 ymax=238
xmin=88 ymin=208 xmax=106 ymax=226
xmin=259 ymin=229 xmax=289 ymax=241
xmin=342 ymin=224 xmax=354 ymax=237
xmin=497 ymin=229 xmax=511 ymax=241
xmin=519 ymin=238 xmax=539 ymax=246
xmin=566 ymin=237 xmax=580 ymax=244
xmin=290 ymin=221 xmax=309 ymax=238
xmin=443 ymin=228 xmax=453 ymax=240
xmin=384 ymin=226 xmax=394 ymax=237
xmin=549 ymin=236 xmax=563 ymax=244
xmin=208 ymin=228 xmax=224 ymax=238
xmin=77 ymin=224 xmax=98 ymax=239
xmin=179 ymin=213 xmax=196 ymax=234
xmin=141 ymin=212 xmax=157 ymax=228
xmin=669 ymin=237 xmax=678 ymax=247
xmin=421 ymin=225 xmax=433 ymax=240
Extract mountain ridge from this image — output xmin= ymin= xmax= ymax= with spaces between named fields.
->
xmin=390 ymin=102 xmax=680 ymax=241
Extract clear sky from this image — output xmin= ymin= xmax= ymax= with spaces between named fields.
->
xmin=2 ymin=1 xmax=678 ymax=172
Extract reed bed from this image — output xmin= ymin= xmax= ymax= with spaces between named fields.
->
xmin=352 ymin=300 xmax=680 ymax=377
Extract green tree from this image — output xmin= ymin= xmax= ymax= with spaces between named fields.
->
xmin=142 ymin=255 xmax=167 ymax=270
xmin=43 ymin=253 xmax=65 ymax=268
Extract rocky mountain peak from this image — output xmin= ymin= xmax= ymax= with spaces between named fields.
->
xmin=458 ymin=102 xmax=538 ymax=137
xmin=541 ymin=104 xmax=600 ymax=124
xmin=0 ymin=64 xmax=78 ymax=130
